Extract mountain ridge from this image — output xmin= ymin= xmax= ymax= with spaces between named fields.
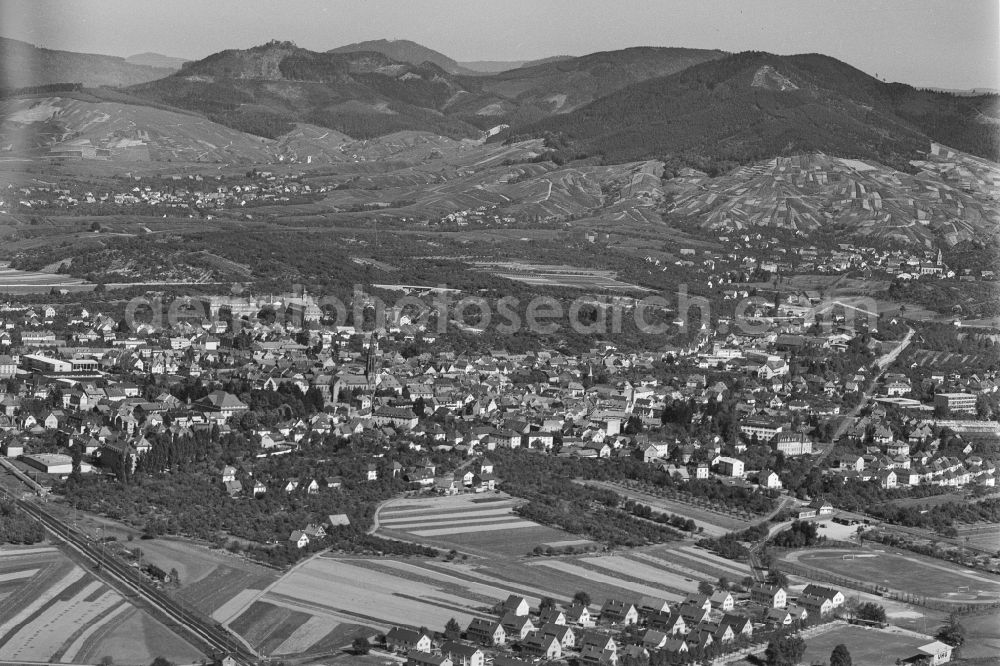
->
xmin=0 ymin=37 xmax=176 ymax=89
xmin=510 ymin=51 xmax=1000 ymax=172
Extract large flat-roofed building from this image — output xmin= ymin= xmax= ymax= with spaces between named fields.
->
xmin=21 ymin=453 xmax=92 ymax=475
xmin=22 ymin=354 xmax=72 ymax=373
xmin=21 ymin=354 xmax=99 ymax=375
xmin=934 ymin=392 xmax=977 ymax=414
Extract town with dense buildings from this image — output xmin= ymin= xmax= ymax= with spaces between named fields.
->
xmin=0 ymin=274 xmax=996 ymax=664
xmin=1 ymin=6 xmax=999 ymax=664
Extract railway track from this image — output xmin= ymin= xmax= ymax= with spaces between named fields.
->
xmin=8 ymin=495 xmax=258 ymax=666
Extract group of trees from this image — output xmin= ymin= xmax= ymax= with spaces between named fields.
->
xmin=771 ymin=520 xmax=825 ymax=549
xmin=495 ymin=450 xmax=684 ymax=546
xmin=867 ymin=497 xmax=1000 ymax=533
xmin=0 ymin=501 xmax=45 ymax=545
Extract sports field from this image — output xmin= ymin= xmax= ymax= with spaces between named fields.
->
xmin=801 ymin=624 xmax=936 ymax=666
xmin=376 ymin=493 xmax=583 ymax=557
xmin=793 ymin=549 xmax=1000 ymax=600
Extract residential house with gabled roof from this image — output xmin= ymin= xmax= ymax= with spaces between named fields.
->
xmin=520 ymin=632 xmax=561 ymax=660
xmin=799 ymin=594 xmax=834 ymax=618
xmin=499 ymin=594 xmax=530 ymax=617
xmin=538 ymin=608 xmax=566 ymax=626
xmin=802 ymin=584 xmax=845 ymax=607
xmin=600 ymin=599 xmax=638 ymax=625
xmin=661 ymin=638 xmax=689 ymax=656
xmin=710 ymin=590 xmax=735 ymax=611
xmin=386 ymin=627 xmax=432 ymax=654
xmin=721 ymin=613 xmax=753 ymax=638
xmin=466 ymin=618 xmax=505 ymax=646
xmin=439 ymin=641 xmax=484 ymax=666
xmin=751 ymin=583 xmax=787 ymax=608
xmin=564 ymin=603 xmax=594 ymax=627
xmin=539 ymin=622 xmax=574 ymax=648
xmin=406 ymin=651 xmax=451 ymax=666
xmin=638 ymin=596 xmax=670 ymax=615
xmin=500 ymin=613 xmax=534 ymax=640
xmin=647 ymin=610 xmax=686 ymax=635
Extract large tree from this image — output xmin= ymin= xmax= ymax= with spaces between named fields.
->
xmin=936 ymin=614 xmax=967 ymax=651
xmin=765 ymin=635 xmax=806 ymax=666
xmin=444 ymin=617 xmax=462 ymax=641
xmin=830 ymin=643 xmax=852 ymax=666
xmin=856 ymin=602 xmax=887 ymax=625
xmin=573 ymin=591 xmax=592 ymax=607
xmin=351 ymin=637 xmax=370 ymax=655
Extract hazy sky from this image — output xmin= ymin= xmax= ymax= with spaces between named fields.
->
xmin=2 ymin=0 xmax=997 ymax=89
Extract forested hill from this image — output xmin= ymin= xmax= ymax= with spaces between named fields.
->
xmin=450 ymin=46 xmax=728 ymax=124
xmin=126 ymin=41 xmax=481 ymax=140
xmin=125 ymin=41 xmax=729 ymax=141
xmin=328 ymin=38 xmax=476 ymax=75
xmin=509 ymin=51 xmax=1000 ymax=172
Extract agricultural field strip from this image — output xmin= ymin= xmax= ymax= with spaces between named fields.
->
xmin=381 ymin=515 xmax=525 ymax=530
xmin=629 ymin=551 xmax=728 ymax=583
xmin=272 ymin=615 xmax=341 ymax=656
xmin=213 ymin=588 xmax=265 ymax=623
xmin=576 ymin=556 xmax=697 ymax=597
xmin=655 ymin=549 xmax=750 ymax=579
xmin=409 ymin=520 xmax=541 ymax=537
xmin=266 ymin=558 xmax=481 ymax=628
xmin=372 ymin=559 xmax=544 ymax=606
xmin=529 ymin=561 xmax=684 ymax=602
xmin=0 ymin=568 xmax=38 ymax=582
xmin=676 ymin=546 xmax=751 ymax=575
xmin=416 ymin=561 xmax=572 ymax=603
xmin=0 ymin=546 xmax=57 ymax=557
xmin=382 ymin=497 xmax=517 ymax=517
xmin=379 ymin=501 xmax=516 ymax=517
xmin=230 ymin=602 xmax=297 ymax=646
xmin=0 ymin=582 xmax=115 ymax=661
xmin=379 ymin=507 xmax=516 ymax=523
xmin=348 ymin=560 xmax=500 ymax=606
xmin=0 ymin=566 xmax=85 ymax=638
xmin=17 ymin=590 xmax=121 ymax=661
xmin=545 ymin=539 xmax=594 ymax=548
xmin=258 ymin=611 xmax=311 ymax=655
xmin=57 ymin=602 xmax=130 ymax=663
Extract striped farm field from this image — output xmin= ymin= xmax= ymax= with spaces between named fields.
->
xmin=576 ymin=555 xmax=701 ymax=597
xmin=0 ymin=545 xmax=201 ymax=664
xmin=529 ymin=560 xmax=685 ymax=602
xmin=376 ymin=492 xmax=582 ymax=557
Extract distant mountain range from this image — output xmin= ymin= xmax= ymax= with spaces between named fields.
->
xmin=122 ymin=41 xmax=726 ymax=140
xmin=4 ymin=37 xmax=998 ymax=175
xmin=456 ymin=56 xmax=574 ymax=73
xmin=513 ymin=51 xmax=1000 ymax=171
xmin=125 ymin=52 xmax=189 ymax=70
xmin=0 ymin=37 xmax=175 ymax=89
xmin=327 ymin=39 xmax=571 ymax=74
